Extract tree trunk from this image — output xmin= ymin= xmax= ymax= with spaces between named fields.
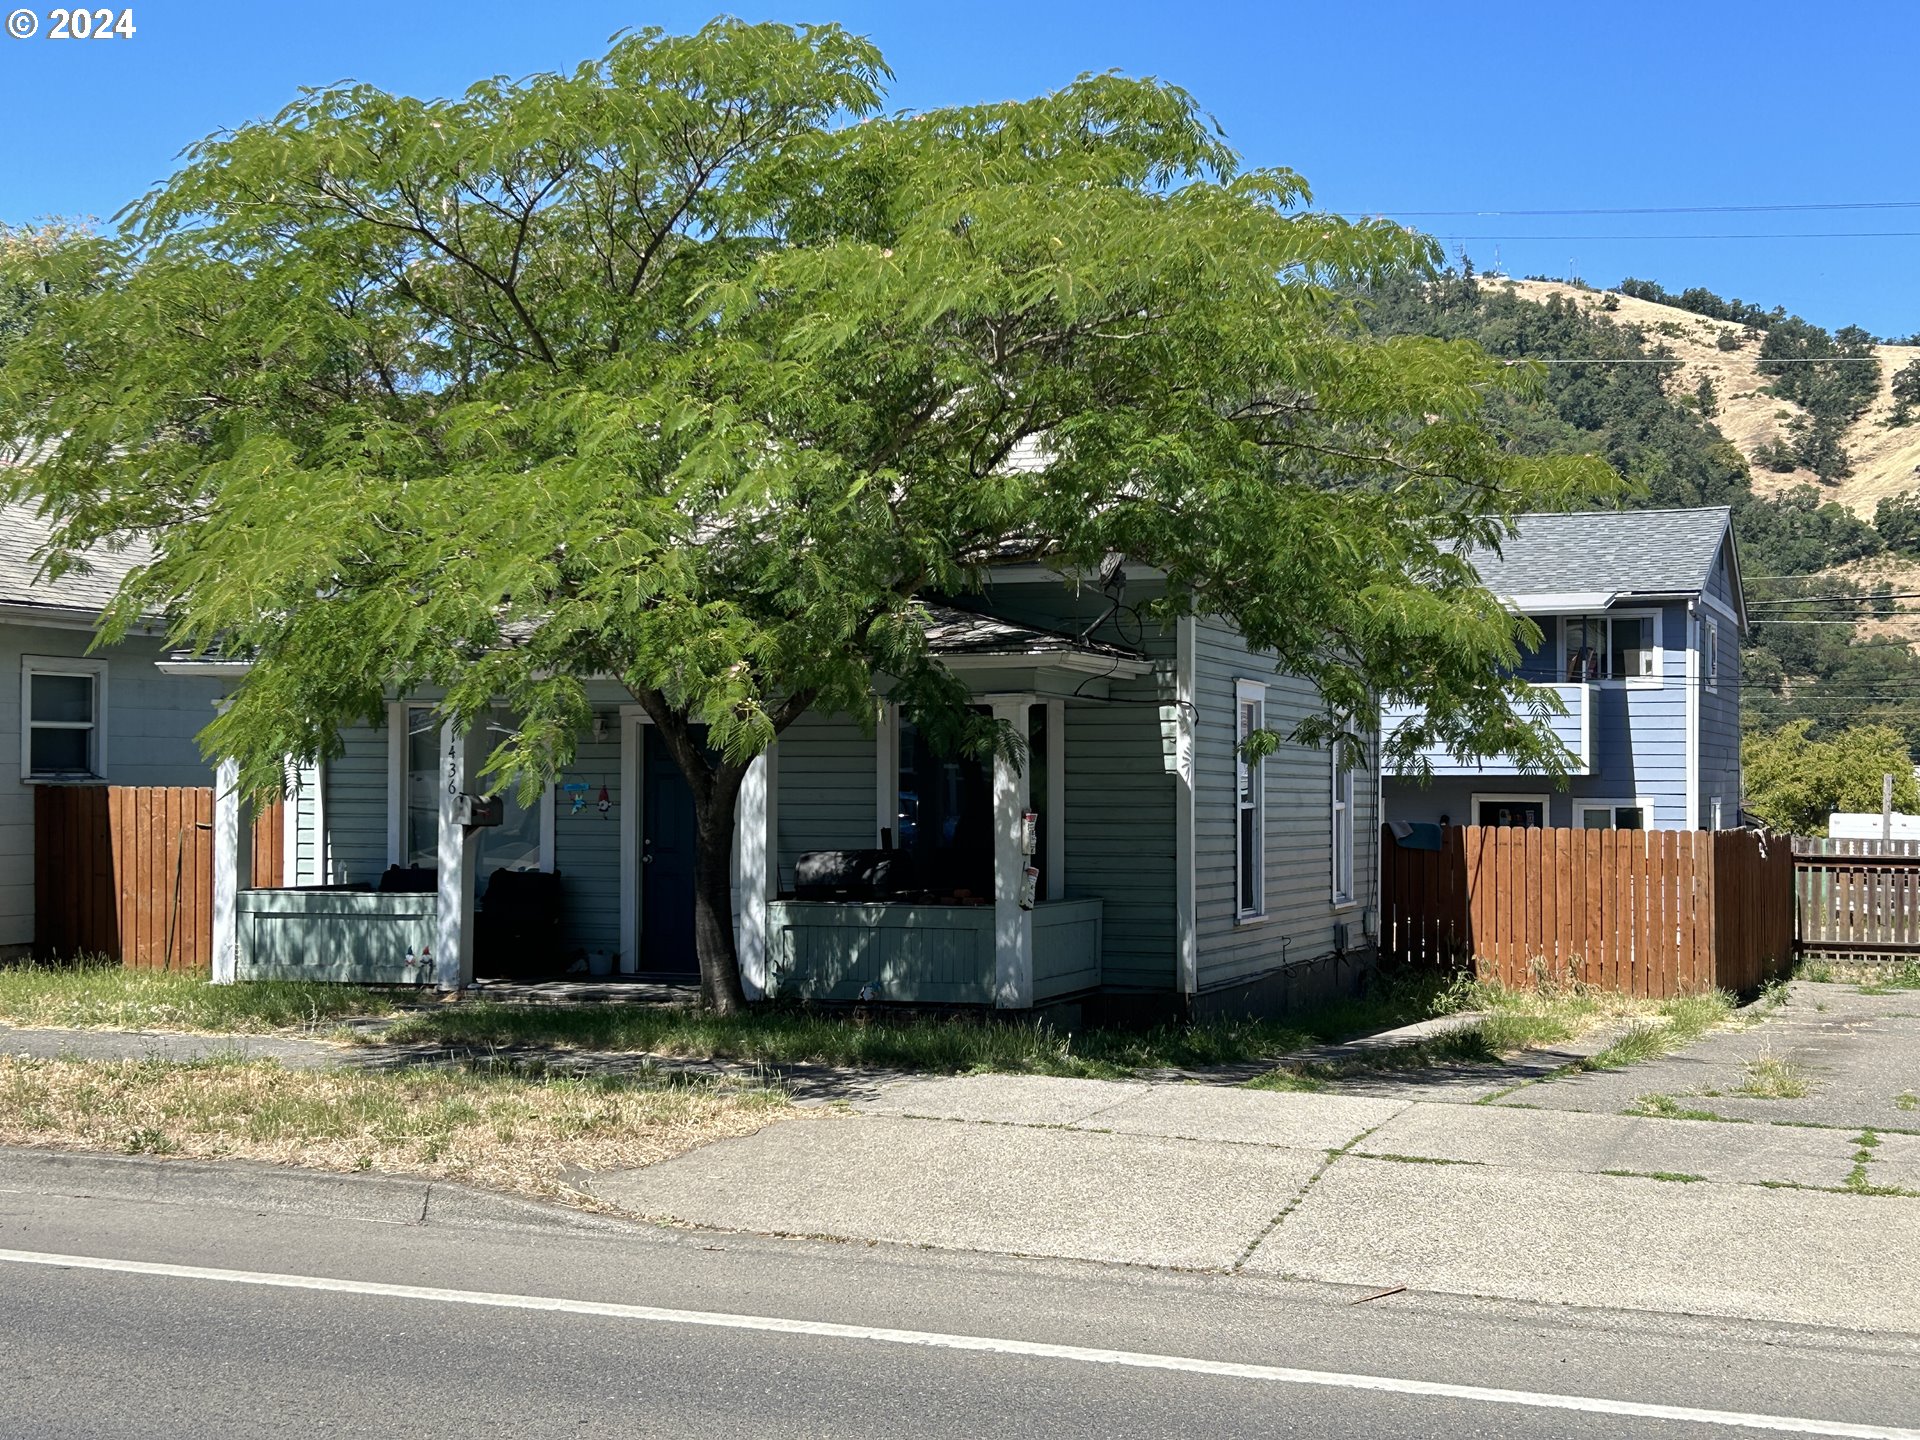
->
xmin=628 ymin=685 xmax=815 ymax=1014
xmin=689 ymin=767 xmax=748 ymax=1013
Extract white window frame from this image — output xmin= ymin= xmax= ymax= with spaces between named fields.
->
xmin=1575 ymin=798 xmax=1656 ymax=831
xmin=1703 ymin=616 xmax=1719 ymax=693
xmin=1559 ymin=609 xmax=1663 ymax=689
xmin=1469 ymin=791 xmax=1551 ymax=828
xmin=21 ymin=655 xmax=108 ymax=783
xmin=1331 ymin=744 xmax=1355 ymax=909
xmin=1235 ymin=679 xmax=1266 ymax=920
xmin=385 ymin=700 xmax=555 ymax=872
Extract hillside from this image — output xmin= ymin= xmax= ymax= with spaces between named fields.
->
xmin=1489 ymin=276 xmax=1920 ymax=520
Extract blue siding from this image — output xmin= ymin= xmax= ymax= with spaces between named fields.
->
xmin=554 ymin=732 xmax=622 ymax=955
xmin=1 ymin=625 xmax=225 ymax=950
xmin=774 ymin=708 xmax=877 ymax=891
xmin=1698 ymin=541 xmax=1743 ymax=827
xmin=324 ymin=720 xmax=389 ymax=886
xmin=1387 ymin=599 xmax=1700 ymax=830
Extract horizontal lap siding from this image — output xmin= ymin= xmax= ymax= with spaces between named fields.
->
xmin=1699 ymin=550 xmax=1742 ymax=827
xmin=1062 ymin=672 xmax=1176 ymax=990
xmin=324 ymin=722 xmax=389 ymax=885
xmin=775 ymin=710 xmax=877 ymax=891
xmin=1 ymin=626 xmax=224 ymax=951
xmin=553 ymin=735 xmax=622 ymax=955
xmin=1192 ymin=619 xmax=1379 ymax=993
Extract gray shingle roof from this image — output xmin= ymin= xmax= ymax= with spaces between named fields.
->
xmin=1468 ymin=507 xmax=1733 ymax=603
xmin=918 ymin=602 xmax=1143 ymax=661
xmin=0 ymin=499 xmax=153 ymax=618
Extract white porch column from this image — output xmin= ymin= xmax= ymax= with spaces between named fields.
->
xmin=210 ymin=755 xmax=251 ymax=985
xmin=989 ymin=695 xmax=1034 ymax=1009
xmin=733 ymin=748 xmax=774 ymax=1001
xmin=434 ymin=719 xmax=480 ymax=992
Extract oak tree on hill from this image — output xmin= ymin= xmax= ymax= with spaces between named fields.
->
xmin=0 ymin=20 xmax=1615 ymax=1009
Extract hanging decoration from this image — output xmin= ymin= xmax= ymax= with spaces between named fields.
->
xmin=597 ymin=783 xmax=613 ymax=817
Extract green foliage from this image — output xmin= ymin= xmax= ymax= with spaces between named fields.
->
xmin=1758 ymin=316 xmax=1880 ymax=435
xmin=1741 ymin=721 xmax=1920 ymax=834
xmin=1617 ymin=278 xmax=1775 ymax=328
xmin=1892 ymin=359 xmax=1920 ymax=427
xmin=1736 ymin=485 xmax=1881 ymax=576
xmin=1695 ymin=375 xmax=1718 ymax=418
xmin=0 ymin=22 xmax=1616 ymax=1007
xmin=1876 ymin=491 xmax=1920 ymax=555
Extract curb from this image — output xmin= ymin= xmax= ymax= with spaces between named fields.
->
xmin=0 ymin=1144 xmax=637 ymax=1236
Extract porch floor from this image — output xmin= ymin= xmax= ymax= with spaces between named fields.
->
xmin=463 ymin=977 xmax=699 ymax=1007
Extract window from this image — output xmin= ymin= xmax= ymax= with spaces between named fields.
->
xmin=1473 ymin=793 xmax=1548 ymax=828
xmin=1331 ymin=748 xmax=1355 ymax=906
xmin=1235 ymin=680 xmax=1266 ymax=917
xmin=1577 ymin=801 xmax=1649 ymax=831
xmin=896 ymin=707 xmax=993 ymax=897
xmin=1563 ymin=613 xmax=1659 ymax=684
xmin=398 ymin=704 xmax=546 ymax=896
xmin=22 ymin=657 xmax=106 ymax=781
xmin=1703 ymin=617 xmax=1719 ymax=693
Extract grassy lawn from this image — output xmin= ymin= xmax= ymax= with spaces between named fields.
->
xmin=1797 ymin=958 xmax=1920 ymax=992
xmin=364 ymin=974 xmax=1470 ymax=1078
xmin=1245 ymin=981 xmax=1738 ymax=1092
xmin=0 ymin=960 xmax=400 ymax=1033
xmin=0 ymin=1054 xmax=787 ymax=1203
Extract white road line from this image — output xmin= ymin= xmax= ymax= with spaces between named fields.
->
xmin=0 ymin=1246 xmax=1911 ymax=1438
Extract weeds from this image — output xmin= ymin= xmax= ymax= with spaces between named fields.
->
xmin=0 ymin=1054 xmax=788 ymax=1202
xmin=1630 ymin=1093 xmax=1734 ymax=1122
xmin=0 ymin=958 xmax=396 ymax=1034
xmin=1735 ymin=1055 xmax=1813 ymax=1099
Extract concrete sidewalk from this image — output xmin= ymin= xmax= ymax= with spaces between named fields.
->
xmin=597 ymin=979 xmax=1920 ymax=1333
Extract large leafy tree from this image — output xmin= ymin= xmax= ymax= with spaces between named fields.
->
xmin=1 ymin=20 xmax=1615 ymax=1009
xmin=1743 ymin=720 xmax=1919 ymax=835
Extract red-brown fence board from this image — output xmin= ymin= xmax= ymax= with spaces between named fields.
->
xmin=34 ymin=786 xmax=284 ymax=972
xmin=1791 ymin=836 xmax=1920 ymax=962
xmin=1381 ymin=824 xmax=1794 ymax=996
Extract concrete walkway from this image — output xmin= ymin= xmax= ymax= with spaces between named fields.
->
xmin=595 ymin=980 xmax=1920 ymax=1333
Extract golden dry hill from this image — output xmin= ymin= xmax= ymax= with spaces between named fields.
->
xmin=1487 ymin=276 xmax=1920 ymax=521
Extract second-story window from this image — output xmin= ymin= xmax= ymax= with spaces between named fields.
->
xmin=1565 ymin=614 xmax=1657 ymax=682
xmin=1235 ymin=680 xmax=1266 ymax=918
xmin=1704 ymin=617 xmax=1720 ymax=692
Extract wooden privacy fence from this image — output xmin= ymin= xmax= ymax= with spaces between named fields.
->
xmin=33 ymin=785 xmax=284 ymax=971
xmin=1381 ymin=824 xmax=1794 ymax=996
xmin=1793 ymin=836 xmax=1920 ymax=960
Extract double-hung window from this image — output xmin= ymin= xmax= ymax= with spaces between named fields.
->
xmin=1331 ymin=746 xmax=1355 ymax=907
xmin=1235 ymin=680 xmax=1266 ymax=918
xmin=22 ymin=657 xmax=107 ymax=781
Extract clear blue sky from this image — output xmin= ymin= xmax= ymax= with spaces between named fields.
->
xmin=3 ymin=0 xmax=1913 ymax=335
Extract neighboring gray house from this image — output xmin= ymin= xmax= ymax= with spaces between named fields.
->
xmin=188 ymin=566 xmax=1380 ymax=1018
xmin=1383 ymin=507 xmax=1747 ymax=833
xmin=0 ymin=501 xmax=226 ymax=958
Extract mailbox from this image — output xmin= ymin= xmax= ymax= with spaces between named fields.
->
xmin=454 ymin=793 xmax=503 ymax=829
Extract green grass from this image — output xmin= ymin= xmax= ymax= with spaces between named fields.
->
xmin=1576 ymin=993 xmax=1734 ymax=1072
xmin=372 ymin=980 xmax=1449 ymax=1079
xmin=1896 ymin=1093 xmax=1918 ymax=1113
xmin=0 ymin=959 xmax=398 ymax=1034
xmin=1600 ymin=1168 xmax=1708 ymax=1183
xmin=1797 ymin=958 xmax=1920 ymax=993
xmin=1629 ymin=1093 xmax=1735 ymax=1122
xmin=1734 ymin=1055 xmax=1813 ymax=1099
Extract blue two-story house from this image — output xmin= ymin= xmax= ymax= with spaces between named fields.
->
xmin=1384 ymin=507 xmax=1746 ymax=833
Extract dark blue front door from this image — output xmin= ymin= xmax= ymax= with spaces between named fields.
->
xmin=641 ymin=727 xmax=700 ymax=976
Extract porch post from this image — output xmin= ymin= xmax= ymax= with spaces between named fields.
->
xmin=989 ymin=695 xmax=1034 ymax=1009
xmin=734 ymin=748 xmax=773 ymax=1001
xmin=210 ymin=754 xmax=251 ymax=985
xmin=434 ymin=719 xmax=480 ymax=992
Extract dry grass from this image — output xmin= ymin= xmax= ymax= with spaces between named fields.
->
xmin=1735 ymin=1054 xmax=1814 ymax=1099
xmin=0 ymin=1056 xmax=790 ymax=1204
xmin=0 ymin=959 xmax=398 ymax=1034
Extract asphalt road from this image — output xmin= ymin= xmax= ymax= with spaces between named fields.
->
xmin=1 ymin=1153 xmax=1918 ymax=1439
